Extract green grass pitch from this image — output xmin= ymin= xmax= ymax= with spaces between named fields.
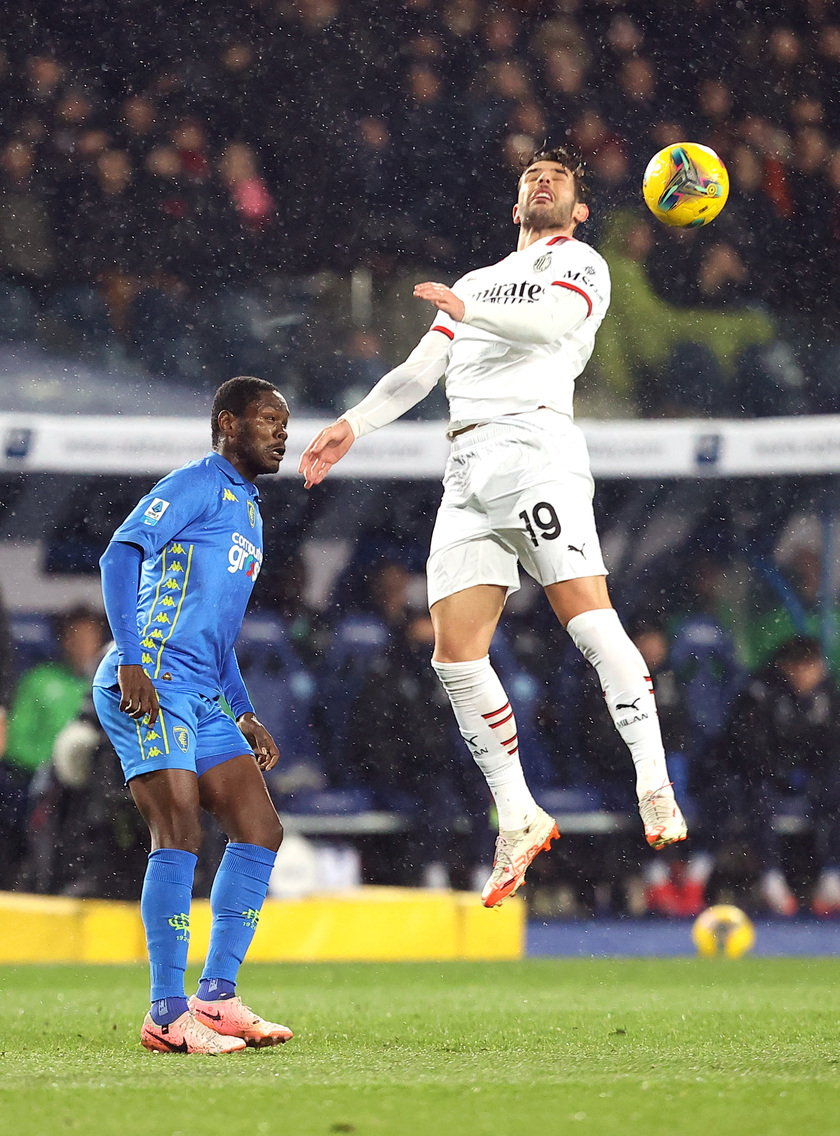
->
xmin=1 ymin=958 xmax=839 ymax=1136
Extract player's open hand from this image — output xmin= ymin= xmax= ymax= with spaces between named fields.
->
xmin=413 ymin=281 xmax=465 ymax=322
xmin=117 ymin=664 xmax=160 ymax=725
xmin=299 ymin=418 xmax=355 ymax=488
xmin=238 ymin=712 xmax=280 ymax=771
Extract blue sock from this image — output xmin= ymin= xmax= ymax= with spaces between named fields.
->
xmin=196 ymin=977 xmax=237 ymax=1001
xmin=151 ymin=996 xmax=189 ymax=1024
xmin=199 ymin=842 xmax=276 ymax=991
xmin=140 ymin=848 xmax=197 ymax=1025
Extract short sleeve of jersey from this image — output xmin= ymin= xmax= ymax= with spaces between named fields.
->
xmin=550 ymin=242 xmax=610 ymax=319
xmin=111 ymin=462 xmax=216 ymax=559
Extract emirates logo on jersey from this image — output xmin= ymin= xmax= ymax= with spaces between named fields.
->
xmin=473 ymin=281 xmax=544 ymax=304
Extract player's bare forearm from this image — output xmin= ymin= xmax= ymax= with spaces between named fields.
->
xmin=117 ymin=664 xmax=160 ymax=725
xmin=238 ymin=712 xmax=280 ymax=771
xmin=413 ymin=281 xmax=465 ymax=322
xmin=299 ymin=419 xmax=355 ymax=488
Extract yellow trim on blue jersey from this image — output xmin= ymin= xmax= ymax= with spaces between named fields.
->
xmin=140 ymin=546 xmax=169 ymax=644
xmin=134 ymin=716 xmax=169 ymax=762
xmin=154 ymin=544 xmax=194 ymax=678
xmin=156 ymin=708 xmax=170 ymax=755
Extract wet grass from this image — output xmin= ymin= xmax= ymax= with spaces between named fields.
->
xmin=1 ymin=958 xmax=839 ymax=1135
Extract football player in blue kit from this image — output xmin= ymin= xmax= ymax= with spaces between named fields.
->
xmin=93 ymin=376 xmax=293 ymax=1055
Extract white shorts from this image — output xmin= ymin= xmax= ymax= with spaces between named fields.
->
xmin=427 ymin=409 xmax=607 ymax=608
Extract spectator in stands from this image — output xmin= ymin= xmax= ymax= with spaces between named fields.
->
xmin=593 ymin=208 xmax=775 ymax=415
xmin=392 ymin=61 xmax=461 ymax=265
xmin=211 ymin=40 xmax=264 ymax=139
xmin=540 ymin=48 xmax=590 ymax=130
xmin=748 ymin=546 xmax=840 ymax=679
xmin=217 ymin=142 xmax=277 ymax=279
xmin=466 ymin=58 xmax=534 ymax=146
xmin=4 ymin=605 xmax=105 ymax=780
xmin=69 ymin=149 xmax=145 ymax=282
xmin=47 ymin=87 xmax=100 ymax=178
xmin=328 ymin=328 xmax=388 ymax=415
xmin=604 ymin=55 xmax=661 ymax=174
xmin=170 ymin=116 xmax=212 ymax=183
xmin=344 ymin=612 xmax=489 ymax=889
xmin=816 ymin=23 xmax=840 ymax=134
xmin=136 ymin=144 xmax=190 ymax=279
xmin=720 ymin=144 xmax=788 ymax=312
xmin=0 ymin=139 xmax=56 ymax=287
xmin=710 ymin=636 xmax=840 ymax=917
xmin=116 ymin=94 xmax=162 ymax=164
xmin=250 ymin=552 xmax=326 ymax=669
xmin=21 ymin=54 xmax=65 ymax=121
xmin=368 ymin=560 xmax=413 ymax=629
xmin=0 ymin=1 xmax=840 ymax=412
xmin=21 ymin=690 xmax=147 ymax=897
xmin=1 ymin=605 xmax=105 ymax=888
xmin=138 ymin=141 xmax=232 ymax=287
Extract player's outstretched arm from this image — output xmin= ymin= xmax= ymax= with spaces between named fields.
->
xmin=237 ymin=712 xmax=280 ymax=771
xmin=300 ymin=331 xmax=451 ymax=490
xmin=299 ymin=418 xmax=356 ymax=488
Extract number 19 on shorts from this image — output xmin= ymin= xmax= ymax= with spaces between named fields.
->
xmin=519 ymin=501 xmax=561 ymax=547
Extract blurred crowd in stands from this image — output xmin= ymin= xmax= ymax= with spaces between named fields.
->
xmin=2 ymin=0 xmax=840 ymax=415
xmin=3 ymin=520 xmax=840 ymax=919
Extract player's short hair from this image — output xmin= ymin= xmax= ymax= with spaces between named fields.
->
xmin=211 ymin=376 xmax=281 ymax=445
xmin=521 ymin=145 xmax=589 ymax=203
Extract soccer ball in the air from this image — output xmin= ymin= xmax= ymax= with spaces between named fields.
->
xmin=642 ymin=142 xmax=729 ymax=228
xmin=692 ymin=904 xmax=756 ymax=959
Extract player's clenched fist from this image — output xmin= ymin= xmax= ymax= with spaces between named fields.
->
xmin=118 ymin=664 xmax=160 ymax=725
xmin=299 ymin=418 xmax=356 ymax=488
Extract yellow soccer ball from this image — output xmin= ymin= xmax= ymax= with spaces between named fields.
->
xmin=642 ymin=142 xmax=729 ymax=228
xmin=692 ymin=904 xmax=756 ymax=959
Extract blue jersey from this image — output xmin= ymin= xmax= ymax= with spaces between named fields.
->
xmin=94 ymin=452 xmax=263 ymax=697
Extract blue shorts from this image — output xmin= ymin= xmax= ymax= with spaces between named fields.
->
xmin=92 ymin=684 xmax=251 ymax=783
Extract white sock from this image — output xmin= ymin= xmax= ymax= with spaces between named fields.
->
xmin=432 ymin=656 xmax=538 ymax=830
xmin=566 ymin=608 xmax=672 ymax=801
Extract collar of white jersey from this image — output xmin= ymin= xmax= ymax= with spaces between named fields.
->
xmin=531 ymin=233 xmax=575 ymax=249
xmin=206 ymin=451 xmax=261 ymax=499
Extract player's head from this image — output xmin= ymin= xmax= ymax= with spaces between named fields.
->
xmin=514 ymin=145 xmax=589 ymax=233
xmin=212 ymin=376 xmax=289 ymax=479
xmin=55 ymin=604 xmax=106 ymax=674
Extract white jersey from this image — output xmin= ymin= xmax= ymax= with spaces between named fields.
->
xmin=433 ymin=235 xmax=610 ymax=428
xmin=341 ymin=232 xmax=610 ymax=441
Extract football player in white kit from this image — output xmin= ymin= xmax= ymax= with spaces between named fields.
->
xmin=300 ymin=147 xmax=687 ymax=907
